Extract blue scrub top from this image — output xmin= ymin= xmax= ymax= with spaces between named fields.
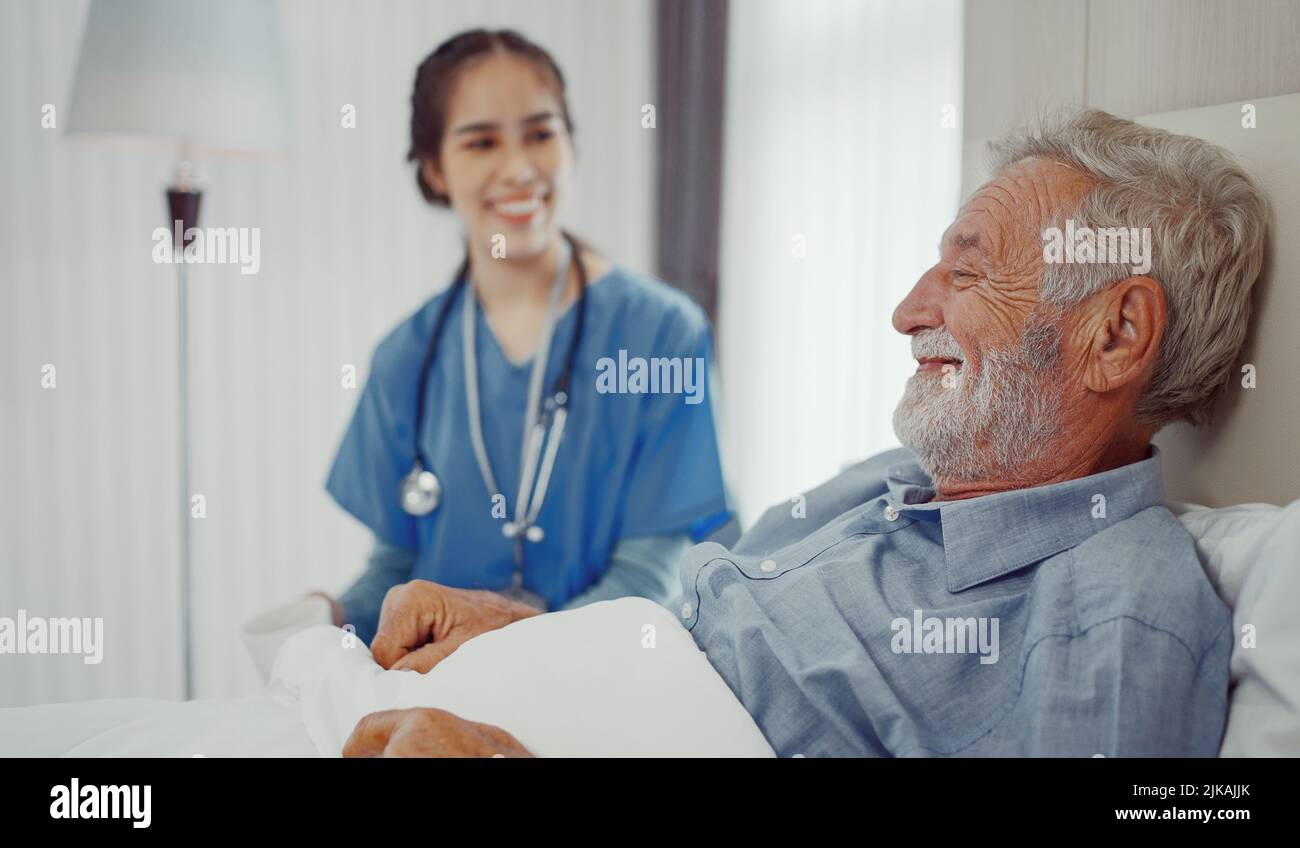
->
xmin=325 ymin=266 xmax=730 ymax=610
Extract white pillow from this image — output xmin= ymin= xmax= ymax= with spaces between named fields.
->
xmin=271 ymin=597 xmax=775 ymax=757
xmin=1171 ymin=499 xmax=1300 ymax=757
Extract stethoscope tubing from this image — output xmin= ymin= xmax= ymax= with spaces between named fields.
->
xmin=402 ymin=233 xmax=589 ymax=522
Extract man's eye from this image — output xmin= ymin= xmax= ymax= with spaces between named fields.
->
xmin=528 ymin=128 xmax=554 ymax=143
xmin=466 ymin=137 xmax=496 ymax=151
xmin=952 ymin=269 xmax=978 ymax=280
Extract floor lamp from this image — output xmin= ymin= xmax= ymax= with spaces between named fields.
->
xmin=65 ymin=0 xmax=289 ymax=699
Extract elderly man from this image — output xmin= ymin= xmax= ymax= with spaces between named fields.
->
xmin=344 ymin=109 xmax=1269 ymax=758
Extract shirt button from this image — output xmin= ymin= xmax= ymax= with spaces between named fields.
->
xmin=760 ymin=559 xmax=777 ymax=573
xmin=884 ymin=504 xmax=900 ymax=521
xmin=680 ymin=601 xmax=693 ymax=619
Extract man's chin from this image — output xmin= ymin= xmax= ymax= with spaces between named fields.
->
xmin=892 ymin=396 xmax=990 ymax=485
xmin=892 ymin=385 xmax=953 ymax=444
xmin=892 ymin=401 xmax=944 ymax=468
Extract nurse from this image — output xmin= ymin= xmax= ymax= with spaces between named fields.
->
xmin=316 ymin=29 xmax=730 ymax=644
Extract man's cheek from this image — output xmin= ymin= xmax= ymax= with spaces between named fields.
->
xmin=961 ymin=287 xmax=1033 ymax=344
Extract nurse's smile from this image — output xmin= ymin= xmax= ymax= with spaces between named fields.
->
xmin=488 ymin=191 xmax=550 ymax=228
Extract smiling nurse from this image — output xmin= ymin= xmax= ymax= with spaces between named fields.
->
xmin=316 ymin=29 xmax=730 ymax=644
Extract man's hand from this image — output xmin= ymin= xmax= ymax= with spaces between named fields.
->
xmin=369 ymin=580 xmax=540 ymax=672
xmin=343 ymin=708 xmax=533 ymax=758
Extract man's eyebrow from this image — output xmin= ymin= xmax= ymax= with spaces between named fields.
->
xmin=452 ymin=111 xmax=557 ymax=136
xmin=938 ymin=231 xmax=981 ymax=252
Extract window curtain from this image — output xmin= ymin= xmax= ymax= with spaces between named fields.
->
xmin=717 ymin=0 xmax=964 ymax=524
xmin=656 ymin=0 xmax=729 ymax=321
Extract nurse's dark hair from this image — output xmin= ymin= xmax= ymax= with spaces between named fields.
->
xmin=407 ymin=28 xmax=575 ymax=207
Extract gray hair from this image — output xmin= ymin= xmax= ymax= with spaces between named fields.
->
xmin=986 ymin=108 xmax=1270 ymax=428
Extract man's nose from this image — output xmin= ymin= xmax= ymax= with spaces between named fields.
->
xmin=892 ymin=266 xmax=947 ymax=336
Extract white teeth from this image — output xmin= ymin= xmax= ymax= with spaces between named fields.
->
xmin=495 ymin=198 xmax=541 ymax=216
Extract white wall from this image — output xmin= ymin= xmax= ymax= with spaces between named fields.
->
xmin=962 ymin=0 xmax=1300 ymax=196
xmin=0 ymin=0 xmax=655 ymax=705
xmin=717 ymin=0 xmax=964 ymax=525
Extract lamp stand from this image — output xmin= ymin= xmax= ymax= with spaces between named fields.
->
xmin=168 ymin=159 xmax=202 ymax=700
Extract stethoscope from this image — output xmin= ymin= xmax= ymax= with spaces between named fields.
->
xmin=398 ymin=233 xmax=588 ymax=574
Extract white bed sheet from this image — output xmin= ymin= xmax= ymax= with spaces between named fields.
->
xmin=0 ymin=696 xmax=319 ymax=757
xmin=0 ymin=598 xmax=775 ymax=758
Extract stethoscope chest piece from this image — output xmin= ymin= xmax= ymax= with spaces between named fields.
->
xmin=502 ymin=521 xmax=545 ymax=543
xmin=397 ymin=231 xmax=586 ymax=581
xmin=400 ymin=462 xmax=441 ymax=516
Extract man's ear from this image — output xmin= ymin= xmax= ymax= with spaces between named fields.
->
xmin=1081 ymin=276 xmax=1167 ymax=393
xmin=421 ymin=160 xmax=447 ymax=198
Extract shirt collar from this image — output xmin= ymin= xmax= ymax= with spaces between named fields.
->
xmin=884 ymin=446 xmax=1165 ymax=593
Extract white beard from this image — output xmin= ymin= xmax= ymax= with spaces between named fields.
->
xmin=892 ymin=328 xmax=1065 ymax=488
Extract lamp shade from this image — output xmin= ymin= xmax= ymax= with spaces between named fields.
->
xmin=66 ymin=0 xmax=290 ymax=155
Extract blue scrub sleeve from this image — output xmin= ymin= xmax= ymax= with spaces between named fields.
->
xmin=338 ymin=536 xmax=417 ymax=645
xmin=559 ymin=534 xmax=690 ymax=610
xmin=325 ymin=356 xmax=419 ymax=551
xmin=618 ymin=324 xmax=731 ymax=539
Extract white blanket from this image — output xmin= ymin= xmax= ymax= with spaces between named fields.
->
xmin=0 ymin=598 xmax=774 ymax=758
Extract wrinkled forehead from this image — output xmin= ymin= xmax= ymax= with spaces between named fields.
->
xmin=939 ymin=158 xmax=1095 ymax=261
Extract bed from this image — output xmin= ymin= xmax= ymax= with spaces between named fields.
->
xmin=0 ymin=598 xmax=775 ymax=758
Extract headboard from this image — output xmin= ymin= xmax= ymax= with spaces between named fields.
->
xmin=1143 ymin=94 xmax=1299 ymax=508
xmin=965 ymin=93 xmax=1300 ymax=507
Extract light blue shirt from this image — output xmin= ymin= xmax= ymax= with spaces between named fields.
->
xmin=679 ymin=446 xmax=1232 ymax=757
xmin=326 ymin=267 xmax=730 ymax=634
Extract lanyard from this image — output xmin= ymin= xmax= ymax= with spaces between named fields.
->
xmin=462 ymin=238 xmax=573 ymax=574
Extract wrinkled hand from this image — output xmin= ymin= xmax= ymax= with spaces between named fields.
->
xmin=343 ymin=708 xmax=533 ymax=758
xmin=369 ymin=579 xmax=540 ymax=672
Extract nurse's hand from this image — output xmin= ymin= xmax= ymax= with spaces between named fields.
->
xmin=343 ymin=707 xmax=533 ymax=758
xmin=370 ymin=579 xmax=540 ymax=672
